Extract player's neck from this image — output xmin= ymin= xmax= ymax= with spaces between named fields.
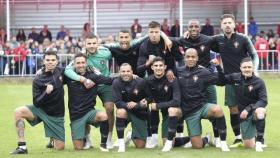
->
xmin=154 ymin=73 xmax=164 ymax=79
xmin=225 ymin=32 xmax=233 ymax=39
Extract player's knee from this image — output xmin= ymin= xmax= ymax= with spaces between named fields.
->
xmin=55 ymin=143 xmax=65 ymax=150
xmin=255 ymin=108 xmax=266 ymax=120
xmin=168 ymin=107 xmax=178 ymax=116
xmin=212 ymin=106 xmax=224 ymax=117
xmin=135 ymin=142 xmax=145 ymax=148
xmin=14 ymin=107 xmax=26 ymax=118
xmin=116 ymin=109 xmax=127 ymax=117
xmin=74 ymin=145 xmax=82 ymax=150
xmin=96 ymin=112 xmax=108 ymax=121
xmin=192 ymin=143 xmax=203 ymax=149
xmin=244 ymin=139 xmax=255 ymax=149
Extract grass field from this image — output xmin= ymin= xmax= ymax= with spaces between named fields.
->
xmin=0 ymin=73 xmax=280 ymax=158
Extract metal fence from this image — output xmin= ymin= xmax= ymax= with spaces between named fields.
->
xmin=0 ymin=50 xmax=279 ymax=77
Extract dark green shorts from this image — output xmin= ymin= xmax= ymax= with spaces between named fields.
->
xmin=127 ymin=111 xmax=147 ymax=141
xmin=241 ymin=114 xmax=256 ymax=140
xmin=70 ymin=110 xmax=98 ymax=140
xmin=185 ymin=103 xmax=215 ymax=137
xmin=97 ymin=85 xmax=113 ymax=103
xmin=225 ymin=84 xmax=238 ymax=106
xmin=26 ymin=105 xmax=65 ymax=141
xmin=206 ymin=85 xmax=217 ymax=104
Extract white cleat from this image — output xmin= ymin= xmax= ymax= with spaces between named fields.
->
xmin=100 ymin=146 xmax=109 ymax=152
xmin=162 ymin=140 xmax=173 ymax=152
xmin=205 ymin=133 xmax=213 ymax=146
xmin=214 ymin=137 xmax=221 ymax=148
xmin=106 ymin=141 xmax=114 ymax=149
xmin=183 ymin=141 xmax=192 ymax=148
xmin=220 ymin=141 xmax=230 ymax=152
xmin=255 ymin=141 xmax=263 ymax=152
xmin=125 ymin=131 xmax=132 ymax=146
xmin=118 ymin=139 xmax=125 ymax=152
xmin=83 ymin=137 xmax=93 ymax=150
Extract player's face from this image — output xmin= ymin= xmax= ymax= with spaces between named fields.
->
xmin=240 ymin=61 xmax=254 ymax=78
xmin=188 ymin=21 xmax=200 ymax=38
xmin=74 ymin=56 xmax=87 ymax=75
xmin=184 ymin=50 xmax=198 ymax=68
xmin=43 ymin=55 xmax=58 ymax=71
xmin=118 ymin=32 xmax=131 ymax=50
xmin=120 ymin=65 xmax=133 ymax=82
xmin=221 ymin=18 xmax=235 ymax=35
xmin=151 ymin=61 xmax=166 ymax=77
xmin=148 ymin=27 xmax=161 ymax=44
xmin=85 ymin=38 xmax=98 ymax=54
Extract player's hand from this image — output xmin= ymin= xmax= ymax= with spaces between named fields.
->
xmin=210 ymin=58 xmax=220 ymax=66
xmin=146 ymin=55 xmax=156 ymax=66
xmin=83 ymin=79 xmax=96 ymax=89
xmin=36 ymin=69 xmax=43 ymax=76
xmin=183 ymin=31 xmax=190 ymax=39
xmin=240 ymin=110 xmax=248 ymax=120
xmin=164 ymin=38 xmax=172 ymax=51
xmin=150 ymin=103 xmax=157 ymax=110
xmin=132 ymin=74 xmax=139 ymax=79
xmin=45 ymin=84 xmax=54 ymax=94
xmin=166 ymin=70 xmax=175 ymax=82
xmin=127 ymin=101 xmax=137 ymax=109
xmin=140 ymin=99 xmax=147 ymax=107
xmin=254 ymin=71 xmax=259 ymax=77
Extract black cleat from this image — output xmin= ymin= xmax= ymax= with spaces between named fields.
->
xmin=229 ymin=139 xmax=243 ymax=148
xmin=10 ymin=147 xmax=28 ymax=154
xmin=46 ymin=138 xmax=54 ymax=148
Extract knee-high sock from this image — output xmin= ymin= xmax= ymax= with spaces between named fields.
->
xmin=256 ymin=118 xmax=265 ymax=142
xmin=146 ymin=112 xmax=151 ymax=137
xmin=216 ymin=116 xmax=227 ymax=141
xmin=167 ymin=116 xmax=178 ymax=140
xmin=230 ymin=114 xmax=241 ymax=137
xmin=116 ymin=117 xmax=126 ymax=139
xmin=211 ymin=119 xmax=220 ymax=138
xmin=176 ymin=118 xmax=184 ymax=133
xmin=150 ymin=110 xmax=159 ymax=134
xmin=100 ymin=120 xmax=109 ymax=146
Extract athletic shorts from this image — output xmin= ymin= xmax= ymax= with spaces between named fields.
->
xmin=97 ymin=85 xmax=114 ymax=103
xmin=70 ymin=110 xmax=99 ymax=140
xmin=206 ymin=85 xmax=217 ymax=104
xmin=225 ymin=84 xmax=238 ymax=106
xmin=126 ymin=111 xmax=147 ymax=141
xmin=241 ymin=113 xmax=256 ymax=140
xmin=185 ymin=103 xmax=215 ymax=137
xmin=26 ymin=105 xmax=65 ymax=141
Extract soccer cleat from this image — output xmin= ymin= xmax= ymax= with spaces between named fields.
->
xmin=118 ymin=139 xmax=125 ymax=152
xmin=255 ymin=141 xmax=263 ymax=152
xmin=125 ymin=131 xmax=132 ymax=146
xmin=83 ymin=137 xmax=93 ymax=150
xmin=145 ymin=140 xmax=157 ymax=148
xmin=46 ymin=138 xmax=54 ymax=148
xmin=205 ymin=133 xmax=213 ymax=146
xmin=100 ymin=144 xmax=109 ymax=152
xmin=229 ymin=139 xmax=243 ymax=148
xmin=10 ymin=147 xmax=28 ymax=154
xmin=183 ymin=141 xmax=192 ymax=148
xmin=220 ymin=141 xmax=230 ymax=152
xmin=161 ymin=140 xmax=173 ymax=152
xmin=106 ymin=141 xmax=114 ymax=149
xmin=214 ymin=137 xmax=221 ymax=148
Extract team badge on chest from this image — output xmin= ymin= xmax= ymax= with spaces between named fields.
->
xmin=100 ymin=60 xmax=105 ymax=65
xmin=193 ymin=75 xmax=198 ymax=82
xmin=234 ymin=41 xmax=239 ymax=48
xmin=248 ymin=85 xmax=253 ymax=92
xmin=133 ymin=89 xmax=139 ymax=95
xmin=164 ymin=85 xmax=169 ymax=92
xmin=200 ymin=45 xmax=205 ymax=52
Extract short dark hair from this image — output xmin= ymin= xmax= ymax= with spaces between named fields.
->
xmin=74 ymin=53 xmax=87 ymax=60
xmin=148 ymin=21 xmax=160 ymax=28
xmin=85 ymin=34 xmax=98 ymax=40
xmin=43 ymin=51 xmax=58 ymax=59
xmin=119 ymin=29 xmax=130 ymax=34
xmin=220 ymin=14 xmax=235 ymax=22
xmin=240 ymin=57 xmax=252 ymax=65
xmin=152 ymin=56 xmax=165 ymax=65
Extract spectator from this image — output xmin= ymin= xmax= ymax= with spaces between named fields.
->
xmin=65 ymin=29 xmax=73 ymax=42
xmin=277 ymin=24 xmax=280 ymax=37
xmin=268 ymin=37 xmax=277 ymax=69
xmin=81 ymin=22 xmax=92 ymax=40
xmin=104 ymin=34 xmax=115 ymax=44
xmin=56 ymin=25 xmax=66 ymax=40
xmin=13 ymin=41 xmax=29 ymax=75
xmin=28 ymin=27 xmax=40 ymax=42
xmin=276 ymin=39 xmax=280 ymax=67
xmin=10 ymin=36 xmax=19 ymax=49
xmin=170 ymin=19 xmax=180 ymax=37
xmin=254 ymin=34 xmax=269 ymax=69
xmin=248 ymin=16 xmax=258 ymax=38
xmin=201 ymin=18 xmax=214 ymax=36
xmin=16 ymin=29 xmax=26 ymax=42
xmin=130 ymin=18 xmax=142 ymax=39
xmin=161 ymin=18 xmax=170 ymax=36
xmin=266 ymin=29 xmax=275 ymax=40
xmin=0 ymin=27 xmax=7 ymax=45
xmin=39 ymin=24 xmax=52 ymax=42
xmin=235 ymin=21 xmax=244 ymax=33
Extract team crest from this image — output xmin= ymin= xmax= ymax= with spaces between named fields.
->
xmin=59 ymin=75 xmax=63 ymax=82
xmin=100 ymin=60 xmax=105 ymax=65
xmin=234 ymin=41 xmax=239 ymax=48
xmin=133 ymin=89 xmax=139 ymax=95
xmin=200 ymin=45 xmax=205 ymax=52
xmin=164 ymin=85 xmax=169 ymax=92
xmin=193 ymin=75 xmax=198 ymax=82
xmin=248 ymin=85 xmax=253 ymax=92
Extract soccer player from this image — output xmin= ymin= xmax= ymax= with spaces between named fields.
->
xmin=137 ymin=21 xmax=184 ymax=148
xmin=11 ymin=51 xmax=65 ymax=154
xmin=65 ymin=53 xmax=115 ymax=151
xmin=146 ymin=57 xmax=182 ymax=152
xmin=212 ymin=14 xmax=259 ymax=147
xmin=112 ymin=63 xmax=152 ymax=152
xmin=64 ymin=34 xmax=115 ymax=149
xmin=171 ymin=19 xmax=220 ymax=147
xmin=213 ymin=57 xmax=267 ymax=152
xmin=177 ymin=48 xmax=229 ymax=151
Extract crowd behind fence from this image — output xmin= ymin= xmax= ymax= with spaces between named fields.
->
xmin=0 ymin=50 xmax=279 ymax=77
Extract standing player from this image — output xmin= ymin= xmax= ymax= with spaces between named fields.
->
xmin=65 ymin=53 xmax=116 ymax=151
xmin=112 ymin=63 xmax=152 ymax=152
xmin=213 ymin=57 xmax=267 ymax=152
xmin=137 ymin=21 xmax=184 ymax=148
xmin=212 ymin=14 xmax=259 ymax=147
xmin=11 ymin=51 xmax=65 ymax=154
xmin=177 ymin=48 xmax=230 ymax=152
xmin=64 ymin=34 xmax=115 ymax=149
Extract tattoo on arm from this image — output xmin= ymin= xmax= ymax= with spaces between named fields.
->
xmin=16 ymin=119 xmax=25 ymax=139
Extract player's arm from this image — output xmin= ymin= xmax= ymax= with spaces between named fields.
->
xmin=89 ymin=72 xmax=115 ymax=85
xmin=32 ymin=79 xmax=49 ymax=107
xmin=130 ymin=35 xmax=148 ymax=47
xmin=112 ymin=80 xmax=128 ymax=109
xmin=245 ymin=80 xmax=268 ymax=113
xmin=156 ymin=78 xmax=181 ymax=109
xmin=64 ymin=61 xmax=84 ymax=82
xmin=137 ymin=43 xmax=150 ymax=75
xmin=245 ymin=35 xmax=259 ymax=74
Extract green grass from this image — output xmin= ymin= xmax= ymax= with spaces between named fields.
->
xmin=0 ymin=73 xmax=280 ymax=158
